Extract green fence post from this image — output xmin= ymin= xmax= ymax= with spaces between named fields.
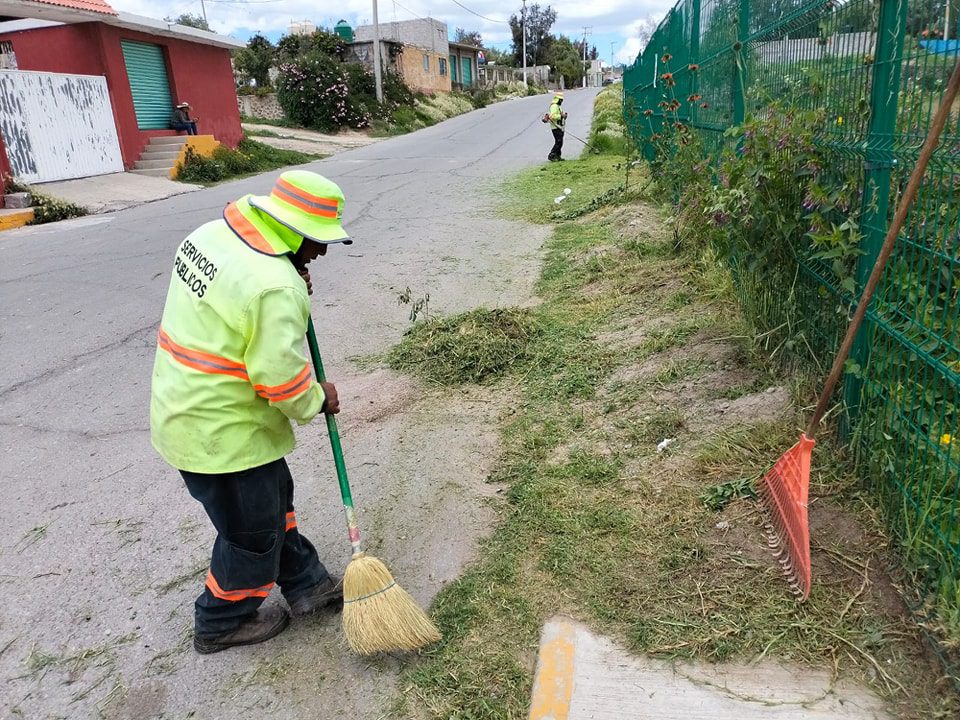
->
xmin=842 ymin=0 xmax=908 ymax=430
xmin=689 ymin=0 xmax=702 ymax=128
xmin=732 ymin=0 xmax=750 ymax=125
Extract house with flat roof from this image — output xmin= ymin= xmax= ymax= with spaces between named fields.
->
xmin=0 ymin=0 xmax=244 ymax=188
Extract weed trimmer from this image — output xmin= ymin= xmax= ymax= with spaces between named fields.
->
xmin=306 ymin=318 xmax=441 ymax=654
xmin=565 ymin=130 xmax=601 ymax=154
xmin=761 ymin=59 xmax=960 ymax=601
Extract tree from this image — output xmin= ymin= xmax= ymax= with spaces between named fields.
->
xmin=509 ymin=4 xmax=557 ymax=66
xmin=548 ymin=36 xmax=582 ymax=87
xmin=484 ymin=47 xmax=513 ymax=66
xmin=454 ymin=28 xmax=483 ymax=47
xmin=234 ymin=34 xmax=275 ymax=88
xmin=632 ymin=15 xmax=659 ymax=50
xmin=166 ymin=13 xmax=210 ymax=31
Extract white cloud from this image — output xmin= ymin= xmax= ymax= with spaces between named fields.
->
xmin=616 ymin=37 xmax=642 ymax=64
xmin=108 ymin=0 xmax=674 ymax=44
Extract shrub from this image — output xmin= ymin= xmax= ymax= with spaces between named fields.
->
xmin=276 ymin=52 xmax=371 ymax=132
xmin=468 ymin=88 xmax=494 ymax=109
xmin=177 ymin=147 xmax=226 ymax=183
xmin=177 ymin=139 xmax=317 ymax=184
xmin=30 ymin=191 xmax=87 ymax=224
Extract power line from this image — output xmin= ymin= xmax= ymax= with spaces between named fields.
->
xmin=391 ymin=0 xmax=428 ymax=21
xmin=448 ymin=0 xmax=509 ymax=25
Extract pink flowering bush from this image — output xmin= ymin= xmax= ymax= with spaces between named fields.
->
xmin=277 ymin=53 xmax=372 ymax=132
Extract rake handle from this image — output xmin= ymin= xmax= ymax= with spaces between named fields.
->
xmin=306 ymin=317 xmax=362 ymax=554
xmin=806 ymin=58 xmax=960 ymax=439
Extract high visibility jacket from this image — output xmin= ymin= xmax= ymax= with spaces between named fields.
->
xmin=549 ymin=100 xmax=565 ymax=130
xmin=150 ymin=197 xmax=326 ymax=473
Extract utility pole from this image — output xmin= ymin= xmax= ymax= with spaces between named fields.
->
xmin=521 ymin=0 xmax=528 ymax=88
xmin=200 ymin=0 xmax=208 ymax=25
xmin=610 ymin=41 xmax=617 ymax=70
xmin=372 ymin=0 xmax=384 ymax=103
xmin=581 ymin=26 xmax=592 ymax=88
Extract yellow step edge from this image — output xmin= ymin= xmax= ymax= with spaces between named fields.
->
xmin=170 ymin=135 xmax=221 ymax=179
xmin=0 ymin=209 xmax=35 ymax=231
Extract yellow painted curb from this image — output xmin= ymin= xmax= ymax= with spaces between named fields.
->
xmin=529 ymin=618 xmax=576 ymax=720
xmin=171 ymin=135 xmax=221 ymax=179
xmin=0 ymin=209 xmax=35 ymax=231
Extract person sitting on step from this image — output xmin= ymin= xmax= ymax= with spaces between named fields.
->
xmin=171 ymin=102 xmax=199 ymax=136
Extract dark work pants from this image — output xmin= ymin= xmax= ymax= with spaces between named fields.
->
xmin=172 ymin=121 xmax=198 ymax=135
xmin=549 ymin=128 xmax=565 ymax=160
xmin=181 ymin=458 xmax=330 ymax=636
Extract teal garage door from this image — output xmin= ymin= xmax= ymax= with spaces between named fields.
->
xmin=121 ymin=40 xmax=173 ymax=130
xmin=449 ymin=54 xmax=458 ymax=83
xmin=461 ymin=57 xmax=473 ymax=86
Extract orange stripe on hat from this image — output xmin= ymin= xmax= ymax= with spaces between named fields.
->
xmin=275 ymin=177 xmax=340 ymax=210
xmin=224 ymin=202 xmax=277 ymax=255
xmin=285 ymin=511 xmax=297 ymax=532
xmin=271 ymin=183 xmax=339 ymax=218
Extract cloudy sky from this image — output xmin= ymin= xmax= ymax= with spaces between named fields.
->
xmin=108 ymin=0 xmax=672 ymax=65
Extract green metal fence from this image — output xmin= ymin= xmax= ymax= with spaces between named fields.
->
xmin=625 ymin=0 xmax=960 ymax=661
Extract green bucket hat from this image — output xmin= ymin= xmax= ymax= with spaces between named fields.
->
xmin=249 ymin=170 xmax=351 ymax=244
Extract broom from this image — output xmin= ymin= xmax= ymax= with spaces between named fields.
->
xmin=306 ymin=318 xmax=441 ymax=654
xmin=761 ymin=58 xmax=960 ymax=601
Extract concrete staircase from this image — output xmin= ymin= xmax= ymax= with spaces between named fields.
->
xmin=131 ymin=136 xmax=188 ymax=178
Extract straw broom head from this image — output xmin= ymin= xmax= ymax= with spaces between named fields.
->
xmin=342 ymin=552 xmax=442 ymax=655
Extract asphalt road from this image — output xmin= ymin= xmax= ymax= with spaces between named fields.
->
xmin=0 ymin=88 xmax=599 ymax=718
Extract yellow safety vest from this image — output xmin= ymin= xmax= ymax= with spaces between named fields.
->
xmin=549 ymin=100 xmax=565 ymax=130
xmin=150 ymin=196 xmax=325 ymax=473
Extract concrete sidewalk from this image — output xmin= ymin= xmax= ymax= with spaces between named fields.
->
xmin=529 ymin=617 xmax=890 ymax=719
xmin=243 ymin=123 xmax=381 ymax=155
xmin=36 ymin=172 xmax=202 ymax=214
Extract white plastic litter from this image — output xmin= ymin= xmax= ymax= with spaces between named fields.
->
xmin=656 ymin=438 xmax=675 ymax=453
xmin=554 ymin=196 xmax=567 ymax=204
xmin=715 ymin=521 xmax=731 ymax=531
xmin=563 ymin=188 xmax=572 ymax=195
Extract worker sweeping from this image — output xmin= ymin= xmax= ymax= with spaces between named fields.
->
xmin=545 ymin=91 xmax=568 ymax=161
xmin=150 ymin=170 xmax=351 ymax=654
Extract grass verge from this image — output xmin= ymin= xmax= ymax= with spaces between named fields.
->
xmin=176 ymin=137 xmax=321 ymax=185
xmin=388 ymin=149 xmax=960 ymax=715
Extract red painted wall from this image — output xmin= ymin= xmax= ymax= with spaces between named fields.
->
xmin=0 ymin=22 xmax=242 ymax=169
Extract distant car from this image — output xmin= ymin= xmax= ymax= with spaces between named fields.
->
xmin=602 ymin=78 xmax=614 ymax=86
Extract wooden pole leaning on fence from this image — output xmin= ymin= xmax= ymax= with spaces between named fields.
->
xmin=805 ymin=58 xmax=960 ymax=437
xmin=759 ymin=58 xmax=960 ymax=602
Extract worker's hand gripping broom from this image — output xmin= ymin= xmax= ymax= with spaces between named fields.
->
xmin=762 ymin=59 xmax=960 ymax=601
xmin=306 ymin=318 xmax=441 ymax=655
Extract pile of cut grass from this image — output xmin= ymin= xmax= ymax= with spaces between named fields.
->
xmin=388 ymin=308 xmax=538 ymax=385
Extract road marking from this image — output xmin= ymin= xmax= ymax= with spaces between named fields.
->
xmin=529 ymin=617 xmax=576 ymax=720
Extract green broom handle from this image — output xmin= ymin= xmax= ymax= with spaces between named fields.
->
xmin=306 ymin=317 xmax=363 ymax=555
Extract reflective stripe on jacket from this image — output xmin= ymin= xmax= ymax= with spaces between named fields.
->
xmin=150 ymin=196 xmax=325 ymax=473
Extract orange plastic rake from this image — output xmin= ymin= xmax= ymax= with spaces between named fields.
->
xmin=761 ymin=59 xmax=960 ymax=601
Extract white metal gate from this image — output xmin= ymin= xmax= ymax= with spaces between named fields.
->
xmin=0 ymin=70 xmax=123 ymax=183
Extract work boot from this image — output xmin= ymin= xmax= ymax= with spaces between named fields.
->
xmin=193 ymin=606 xmax=290 ymax=654
xmin=288 ymin=576 xmax=344 ymax=617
